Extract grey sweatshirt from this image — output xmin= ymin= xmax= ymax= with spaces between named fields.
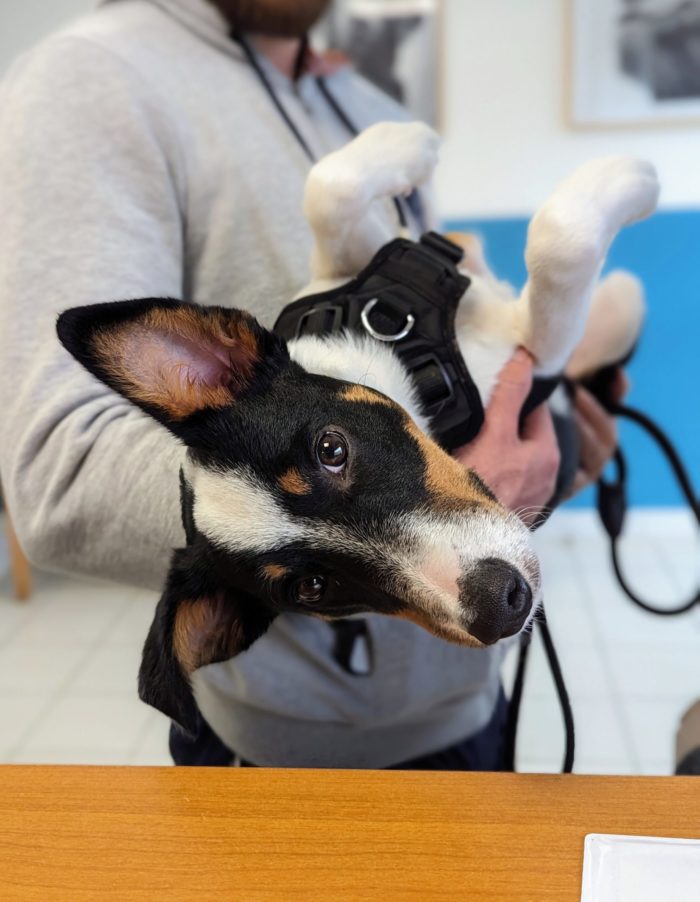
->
xmin=0 ymin=0 xmax=504 ymax=767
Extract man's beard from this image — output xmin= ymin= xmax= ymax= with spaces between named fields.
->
xmin=209 ymin=0 xmax=331 ymax=37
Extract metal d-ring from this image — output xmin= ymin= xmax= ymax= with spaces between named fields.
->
xmin=360 ymin=298 xmax=415 ymax=343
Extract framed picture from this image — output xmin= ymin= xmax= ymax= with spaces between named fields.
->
xmin=570 ymin=0 xmax=700 ymax=127
xmin=314 ymin=0 xmax=441 ymax=127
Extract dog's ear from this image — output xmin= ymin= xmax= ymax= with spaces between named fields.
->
xmin=57 ymin=299 xmax=290 ymax=442
xmin=139 ymin=554 xmax=276 ymax=736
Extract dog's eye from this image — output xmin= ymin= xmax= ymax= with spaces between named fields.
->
xmin=295 ymin=575 xmax=326 ymax=604
xmin=317 ymin=431 xmax=348 ymax=472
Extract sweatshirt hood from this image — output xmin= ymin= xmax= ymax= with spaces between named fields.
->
xmin=100 ymin=0 xmax=245 ymax=60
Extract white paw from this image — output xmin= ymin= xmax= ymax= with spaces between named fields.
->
xmin=346 ymin=120 xmax=441 ymax=193
xmin=564 ymin=156 xmax=660 ymax=229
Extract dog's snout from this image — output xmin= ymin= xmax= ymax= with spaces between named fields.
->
xmin=461 ymin=558 xmax=533 ymax=645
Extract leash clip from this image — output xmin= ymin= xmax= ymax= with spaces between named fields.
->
xmin=597 ymin=448 xmax=627 ymax=540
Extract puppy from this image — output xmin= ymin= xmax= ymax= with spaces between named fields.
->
xmin=57 ymin=122 xmax=658 ymax=734
xmin=300 ymin=122 xmax=658 ymax=398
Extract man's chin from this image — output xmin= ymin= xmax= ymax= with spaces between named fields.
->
xmin=209 ymin=0 xmax=331 ymax=37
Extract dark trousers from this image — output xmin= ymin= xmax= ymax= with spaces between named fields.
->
xmin=169 ymin=689 xmax=509 ymax=771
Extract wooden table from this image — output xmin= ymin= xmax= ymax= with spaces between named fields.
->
xmin=1 ymin=767 xmax=698 ymax=901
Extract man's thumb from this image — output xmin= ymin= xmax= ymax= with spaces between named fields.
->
xmin=487 ymin=348 xmax=534 ymax=420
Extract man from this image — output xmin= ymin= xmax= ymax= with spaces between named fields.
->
xmin=0 ymin=0 xmax=615 ymax=768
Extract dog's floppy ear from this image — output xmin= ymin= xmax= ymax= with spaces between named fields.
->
xmin=57 ymin=299 xmax=290 ymax=441
xmin=139 ymin=551 xmax=276 ymax=736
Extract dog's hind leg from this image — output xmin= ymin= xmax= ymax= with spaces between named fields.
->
xmin=302 ymin=121 xmax=440 ymax=284
xmin=565 ymin=270 xmax=645 ymax=380
xmin=516 ymin=157 xmax=659 ymax=375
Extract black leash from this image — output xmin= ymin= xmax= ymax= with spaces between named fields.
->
xmin=539 ymin=613 xmax=576 ymax=773
xmin=231 ymin=29 xmax=410 ymax=229
xmin=504 ymin=607 xmax=576 ymax=774
xmin=597 ymin=402 xmax=700 ymax=616
xmin=506 ymin=377 xmax=699 ymax=772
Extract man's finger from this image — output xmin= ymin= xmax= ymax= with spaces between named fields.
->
xmin=575 ymin=386 xmax=617 ymax=450
xmin=575 ymin=409 xmax=612 ymax=479
xmin=521 ymin=399 xmax=557 ymax=445
xmin=570 ymin=468 xmax=589 ymax=497
xmin=611 ymin=368 xmax=631 ymax=404
xmin=484 ymin=348 xmax=534 ymax=436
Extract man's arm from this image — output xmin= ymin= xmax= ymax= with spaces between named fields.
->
xmin=0 ymin=37 xmax=187 ymax=588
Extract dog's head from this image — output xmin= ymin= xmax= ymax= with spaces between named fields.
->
xmin=57 ymin=299 xmax=540 ymax=733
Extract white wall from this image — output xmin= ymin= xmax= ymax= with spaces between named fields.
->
xmin=434 ymin=0 xmax=700 ymax=218
xmin=0 ymin=0 xmax=91 ymax=77
xmin=3 ymin=0 xmax=700 ymax=219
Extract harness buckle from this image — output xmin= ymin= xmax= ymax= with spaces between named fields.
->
xmin=360 ymin=298 xmax=415 ymax=343
xmin=420 ymin=231 xmax=465 ymax=265
xmin=295 ymin=304 xmax=344 ymax=338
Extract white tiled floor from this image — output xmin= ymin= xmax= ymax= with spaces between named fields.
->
xmin=1 ymin=510 xmax=698 ymax=773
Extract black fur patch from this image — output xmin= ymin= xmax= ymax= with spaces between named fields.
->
xmin=56 ymin=298 xmax=291 ymax=442
xmin=138 ymin=542 xmax=276 ymax=736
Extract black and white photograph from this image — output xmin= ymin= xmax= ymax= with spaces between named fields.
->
xmin=571 ymin=0 xmax=700 ymax=125
xmin=315 ymin=0 xmax=440 ymax=125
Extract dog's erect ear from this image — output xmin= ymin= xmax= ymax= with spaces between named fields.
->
xmin=57 ymin=299 xmax=290 ymax=440
xmin=139 ymin=555 xmax=276 ymax=736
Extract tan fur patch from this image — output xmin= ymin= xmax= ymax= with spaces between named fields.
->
xmin=444 ymin=231 xmax=479 ymax=252
xmin=92 ymin=307 xmax=261 ymax=420
xmin=444 ymin=231 xmax=490 ymax=277
xmin=172 ymin=596 xmax=242 ymax=674
xmin=277 ymin=468 xmax=311 ymax=495
xmin=339 ymin=384 xmax=393 ymax=406
xmin=397 ymin=608 xmax=483 ymax=648
xmin=261 ymin=563 xmax=289 ymax=581
xmin=404 ymin=417 xmax=501 ymax=512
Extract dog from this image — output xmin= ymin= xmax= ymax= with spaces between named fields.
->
xmin=57 ymin=122 xmax=659 ymax=734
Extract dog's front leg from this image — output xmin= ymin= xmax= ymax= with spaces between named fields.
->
xmin=516 ymin=157 xmax=659 ymax=375
xmin=302 ymin=121 xmax=440 ymax=285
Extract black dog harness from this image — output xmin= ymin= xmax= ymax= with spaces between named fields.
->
xmin=275 ymin=231 xmax=559 ymax=452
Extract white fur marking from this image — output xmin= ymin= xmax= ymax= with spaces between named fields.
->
xmin=187 ymin=458 xmax=538 ymax=639
xmin=289 ymin=332 xmax=432 ymax=433
xmin=188 ymin=464 xmax=305 ymax=554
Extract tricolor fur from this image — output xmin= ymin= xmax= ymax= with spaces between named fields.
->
xmin=56 ymin=121 xmax=659 ymax=734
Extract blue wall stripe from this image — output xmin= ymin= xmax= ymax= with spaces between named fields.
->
xmin=444 ymin=211 xmax=700 ymax=508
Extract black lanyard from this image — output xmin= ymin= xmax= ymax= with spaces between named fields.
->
xmin=232 ymin=29 xmax=418 ymax=231
xmin=231 ymin=30 xmax=435 ymax=678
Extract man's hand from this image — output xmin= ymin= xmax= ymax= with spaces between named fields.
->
xmin=569 ymin=368 xmax=629 ymax=496
xmin=453 ymin=348 xmax=560 ymax=526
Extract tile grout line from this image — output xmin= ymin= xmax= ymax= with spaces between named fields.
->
xmin=568 ymin=539 xmax=644 ymax=773
xmin=5 ymin=592 xmax=140 ymax=762
xmin=125 ymin=712 xmax=164 ymax=764
xmin=110 ymin=590 xmax=163 ymax=763
xmin=653 ymin=531 xmax=699 ymax=602
xmin=0 ymin=607 xmax=30 ymax=653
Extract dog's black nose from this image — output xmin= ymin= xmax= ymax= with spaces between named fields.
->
xmin=461 ymin=558 xmax=533 ymax=645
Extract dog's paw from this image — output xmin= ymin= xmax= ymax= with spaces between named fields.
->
xmin=565 ymin=156 xmax=660 ymax=229
xmin=346 ymin=121 xmax=440 ymax=194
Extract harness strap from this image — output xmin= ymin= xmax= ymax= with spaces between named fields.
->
xmin=275 ymin=232 xmax=484 ymax=450
xmin=276 ymin=232 xmax=561 ymax=451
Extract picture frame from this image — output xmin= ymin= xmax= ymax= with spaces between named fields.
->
xmin=314 ymin=0 xmax=443 ymax=128
xmin=569 ymin=0 xmax=700 ymax=129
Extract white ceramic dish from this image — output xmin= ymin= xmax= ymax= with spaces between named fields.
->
xmin=581 ymin=833 xmax=700 ymax=902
